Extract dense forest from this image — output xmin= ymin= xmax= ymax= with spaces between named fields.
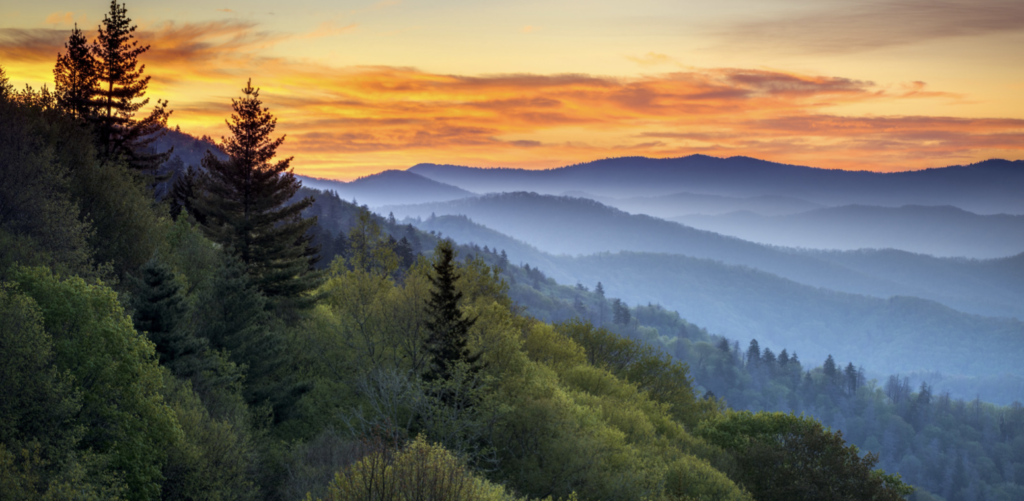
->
xmin=0 ymin=3 xmax=1014 ymax=501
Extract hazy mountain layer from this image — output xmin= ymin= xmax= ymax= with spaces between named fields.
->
xmin=575 ymin=191 xmax=825 ymax=217
xmin=297 ymin=170 xmax=475 ymax=207
xmin=383 ymin=193 xmax=1024 ymax=319
xmin=408 ymin=155 xmax=1024 ymax=214
xmin=411 ymin=215 xmax=1024 ymax=379
xmin=674 ymin=205 xmax=1024 ymax=259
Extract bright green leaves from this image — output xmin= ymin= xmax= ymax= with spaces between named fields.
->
xmin=12 ymin=267 xmax=181 ymax=501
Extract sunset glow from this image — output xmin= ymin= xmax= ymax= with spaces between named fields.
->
xmin=3 ymin=0 xmax=1023 ymax=179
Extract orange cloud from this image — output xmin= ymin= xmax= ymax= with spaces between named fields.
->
xmin=1 ymin=21 xmax=1022 ymax=179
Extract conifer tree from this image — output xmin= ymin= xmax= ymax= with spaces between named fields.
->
xmin=423 ymin=240 xmax=479 ymax=383
xmin=0 ymin=65 xmax=11 ymax=99
xmin=90 ymin=0 xmax=171 ymax=170
xmin=194 ymin=80 xmax=320 ymax=308
xmin=823 ymin=354 xmax=838 ymax=382
xmin=53 ymin=24 xmax=96 ymax=120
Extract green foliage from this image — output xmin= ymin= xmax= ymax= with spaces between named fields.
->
xmin=0 ymin=95 xmax=95 ymax=279
xmin=159 ymin=375 xmax=258 ymax=501
xmin=13 ymin=267 xmax=181 ymax=500
xmin=314 ymin=436 xmax=519 ymax=501
xmin=696 ymin=411 xmax=912 ymax=501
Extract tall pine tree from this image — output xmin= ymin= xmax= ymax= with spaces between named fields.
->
xmin=194 ymin=79 xmax=320 ymax=308
xmin=423 ymin=240 xmax=479 ymax=383
xmin=53 ymin=24 xmax=97 ymax=120
xmin=90 ymin=0 xmax=171 ymax=170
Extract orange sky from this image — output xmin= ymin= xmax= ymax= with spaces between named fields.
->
xmin=2 ymin=0 xmax=1023 ymax=180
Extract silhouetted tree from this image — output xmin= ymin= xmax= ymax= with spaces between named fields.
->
xmin=194 ymin=80 xmax=320 ymax=308
xmin=89 ymin=0 xmax=171 ymax=170
xmin=53 ymin=24 xmax=96 ymax=120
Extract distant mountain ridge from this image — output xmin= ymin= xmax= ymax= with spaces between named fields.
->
xmin=408 ymin=155 xmax=1024 ymax=214
xmin=675 ymin=205 xmax=1024 ymax=259
xmin=383 ymin=192 xmax=1024 ymax=320
xmin=297 ymin=170 xmax=475 ymax=207
xmin=411 ymin=214 xmax=1024 ymax=380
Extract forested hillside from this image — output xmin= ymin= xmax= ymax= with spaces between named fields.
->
xmin=0 ymin=12 xmax=914 ymax=500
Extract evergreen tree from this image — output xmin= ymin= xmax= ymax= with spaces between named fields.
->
xmin=595 ymin=281 xmax=605 ymax=297
xmin=746 ymin=339 xmax=761 ymax=366
xmin=823 ymin=355 xmax=838 ymax=382
xmin=423 ymin=240 xmax=479 ymax=384
xmin=844 ymin=362 xmax=859 ymax=395
xmin=0 ymin=65 xmax=12 ymax=99
xmin=90 ymin=0 xmax=171 ymax=170
xmin=191 ymin=254 xmax=307 ymax=420
xmin=129 ymin=256 xmax=190 ymax=365
xmin=194 ymin=80 xmax=320 ymax=308
xmin=53 ymin=24 xmax=96 ymax=120
xmin=169 ymin=165 xmax=203 ymax=222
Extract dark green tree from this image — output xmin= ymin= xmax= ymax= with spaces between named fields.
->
xmin=53 ymin=24 xmax=96 ymax=120
xmin=191 ymin=254 xmax=307 ymax=421
xmin=423 ymin=240 xmax=479 ymax=384
xmin=90 ymin=0 xmax=171 ymax=170
xmin=129 ymin=256 xmax=190 ymax=364
xmin=194 ymin=80 xmax=320 ymax=308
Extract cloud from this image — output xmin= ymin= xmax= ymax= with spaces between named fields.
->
xmin=1 ymin=19 xmax=1022 ymax=178
xmin=722 ymin=0 xmax=1024 ymax=53
xmin=45 ymin=12 xmax=75 ymax=25
xmin=300 ymin=21 xmax=358 ymax=39
xmin=216 ymin=9 xmax=233 ymax=13
xmin=626 ymin=52 xmax=674 ymax=66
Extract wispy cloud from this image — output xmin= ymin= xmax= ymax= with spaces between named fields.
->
xmin=626 ymin=52 xmax=674 ymax=66
xmin=1 ymin=20 xmax=1021 ymax=178
xmin=722 ymin=0 xmax=1024 ymax=53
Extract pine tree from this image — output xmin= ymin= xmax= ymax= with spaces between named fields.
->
xmin=191 ymin=254 xmax=307 ymax=420
xmin=423 ymin=240 xmax=479 ymax=384
xmin=194 ymin=79 xmax=321 ymax=308
xmin=823 ymin=354 xmax=838 ymax=383
xmin=0 ymin=64 xmax=12 ymax=99
xmin=746 ymin=339 xmax=761 ymax=366
xmin=53 ymin=24 xmax=96 ymax=120
xmin=90 ymin=0 xmax=171 ymax=170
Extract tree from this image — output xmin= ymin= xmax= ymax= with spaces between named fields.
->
xmin=195 ymin=79 xmax=321 ymax=308
xmin=746 ymin=339 xmax=761 ymax=366
xmin=823 ymin=354 xmax=838 ymax=382
xmin=696 ymin=411 xmax=913 ymax=501
xmin=90 ymin=0 xmax=171 ymax=170
xmin=53 ymin=24 xmax=97 ymax=120
xmin=0 ymin=64 xmax=12 ymax=99
xmin=423 ymin=240 xmax=479 ymax=384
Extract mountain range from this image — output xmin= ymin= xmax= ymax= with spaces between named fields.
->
xmin=674 ymin=205 xmax=1024 ymax=259
xmin=409 ymin=156 xmax=1024 ymax=214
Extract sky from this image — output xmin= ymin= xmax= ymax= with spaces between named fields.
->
xmin=2 ymin=0 xmax=1023 ymax=180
